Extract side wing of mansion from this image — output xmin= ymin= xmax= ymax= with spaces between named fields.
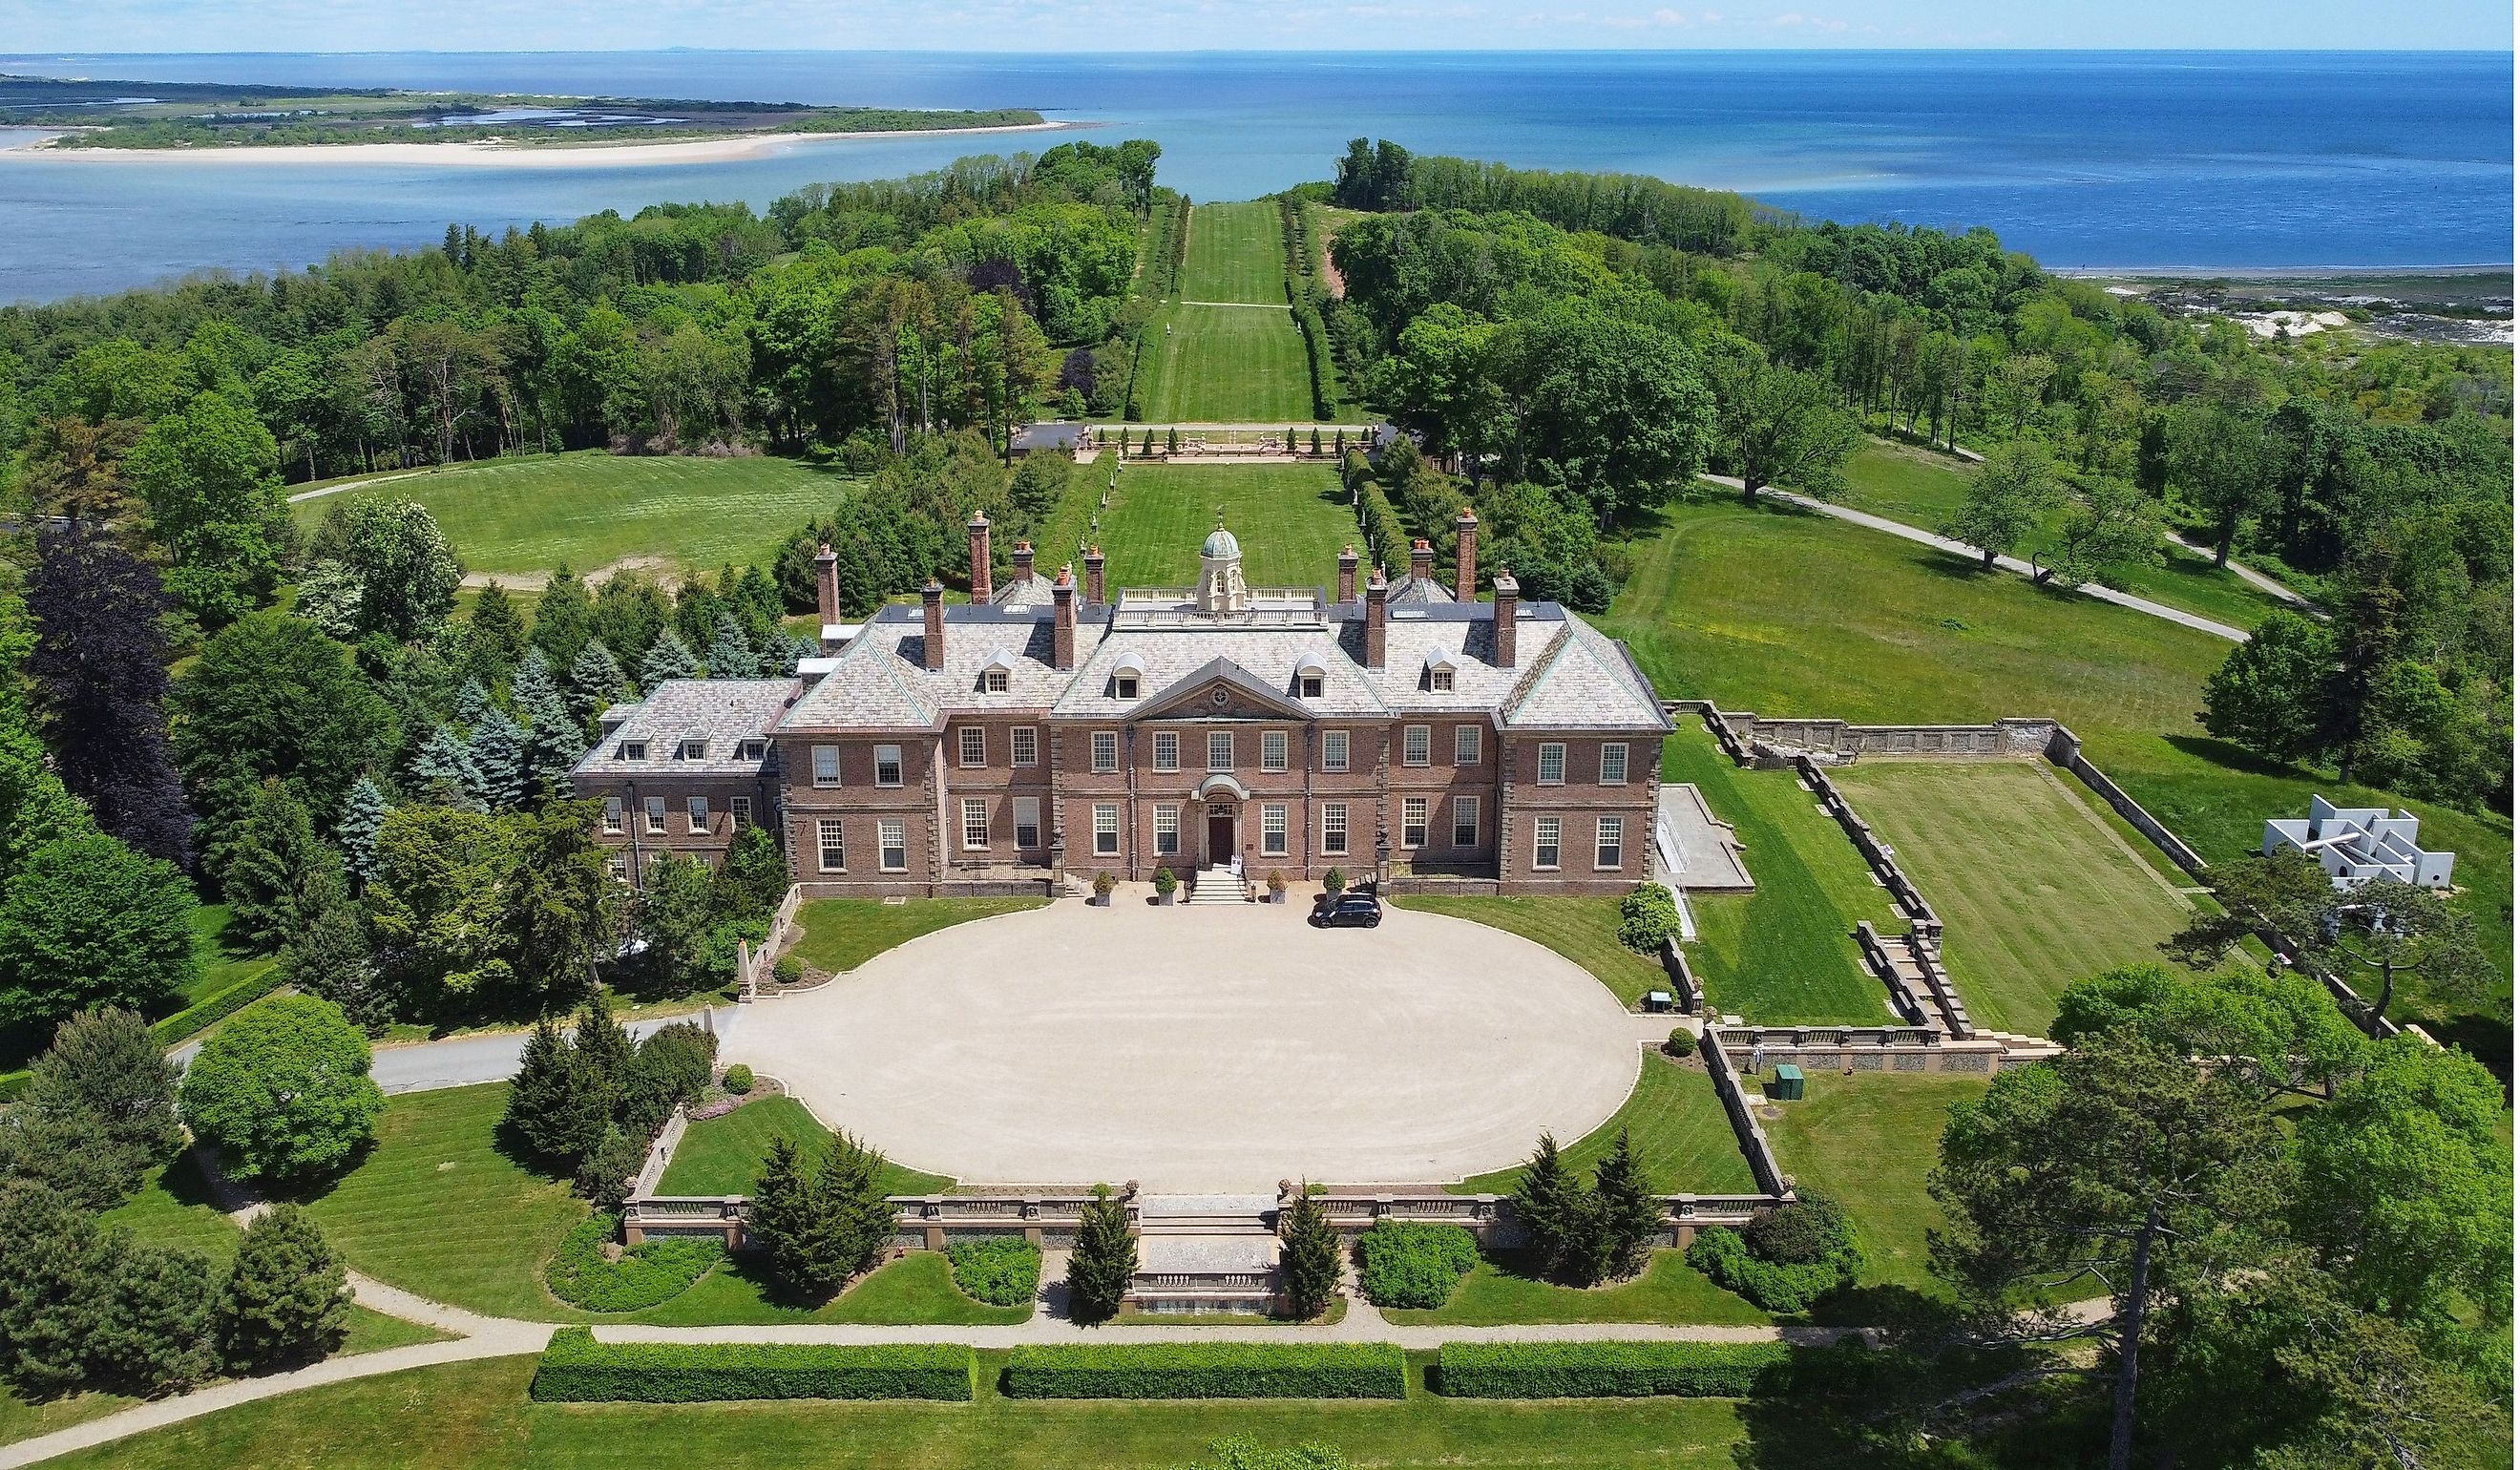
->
xmin=569 ymin=510 xmax=1673 ymax=896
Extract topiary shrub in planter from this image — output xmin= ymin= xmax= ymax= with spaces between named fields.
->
xmin=1355 ymin=1220 xmax=1482 ymax=1310
xmin=1092 ymin=872 xmax=1116 ymax=906
xmin=1267 ymin=871 xmax=1287 ymax=903
xmin=1152 ymin=867 xmax=1178 ymax=904
xmin=723 ymin=1063 xmax=755 ymax=1095
xmin=947 ymin=1237 xmax=1042 ymax=1307
xmin=1322 ymin=867 xmax=1345 ymax=896
xmin=543 ymin=1213 xmax=724 ymax=1312
xmin=1685 ymin=1190 xmax=1860 ymax=1313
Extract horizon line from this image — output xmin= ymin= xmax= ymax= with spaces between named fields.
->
xmin=4 ymin=45 xmax=2512 ymax=57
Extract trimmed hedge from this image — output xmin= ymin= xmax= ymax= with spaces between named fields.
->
xmin=1355 ymin=1219 xmax=1481 ymax=1310
xmin=152 ymin=964 xmax=288 ymax=1045
xmin=1436 ymin=1340 xmax=1794 ymax=1398
xmin=530 ymin=1328 xmax=975 ymax=1402
xmin=1686 ymin=1226 xmax=1859 ymax=1313
xmin=543 ymin=1213 xmax=724 ymax=1312
xmin=947 ymin=1236 xmax=1042 ymax=1308
xmin=1001 ymin=1343 xmax=1408 ymax=1400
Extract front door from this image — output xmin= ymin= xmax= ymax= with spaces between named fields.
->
xmin=1206 ymin=804 xmax=1235 ymax=866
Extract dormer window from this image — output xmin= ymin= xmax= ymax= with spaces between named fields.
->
xmin=1113 ymin=674 xmax=1139 ymax=700
xmin=740 ymin=741 xmax=766 ymax=763
xmin=620 ymin=741 xmax=648 ymax=762
xmin=1299 ymin=674 xmax=1324 ymax=699
xmin=984 ymin=668 xmax=1009 ymax=693
xmin=678 ymin=739 xmax=707 ymax=761
xmin=980 ymin=647 xmax=1020 ymax=695
xmin=1430 ymin=667 xmax=1455 ymax=693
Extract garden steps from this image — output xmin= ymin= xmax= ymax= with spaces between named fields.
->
xmin=1186 ymin=867 xmax=1250 ymax=905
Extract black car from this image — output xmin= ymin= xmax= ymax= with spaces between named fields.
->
xmin=1310 ymin=892 xmax=1383 ymax=928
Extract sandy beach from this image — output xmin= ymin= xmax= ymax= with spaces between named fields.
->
xmin=0 ymin=119 xmax=1075 ymax=169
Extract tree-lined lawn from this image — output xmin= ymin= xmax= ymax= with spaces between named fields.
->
xmin=1178 ymin=200 xmax=1288 ymax=304
xmin=1831 ymin=760 xmax=2198 ymax=1036
xmin=288 ymin=452 xmax=852 ymax=580
xmin=1662 ymin=726 xmax=1904 ymax=1025
xmin=1455 ymin=1051 xmax=1757 ymax=1197
xmin=1137 ymin=303 xmax=1316 ymax=423
xmin=658 ymin=1095 xmax=951 ymax=1198
xmin=1091 ymin=462 xmax=1354 ymax=588
xmin=1389 ymin=894 xmax=1667 ymax=1008
xmin=788 ymin=897 xmax=1046 ymax=976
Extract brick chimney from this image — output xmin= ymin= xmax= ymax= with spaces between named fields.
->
xmin=1011 ymin=538 xmax=1036 ymax=589
xmin=1336 ymin=544 xmax=1358 ymax=604
xmin=1491 ymin=569 xmax=1519 ymax=670
xmin=1052 ymin=565 xmax=1077 ymax=671
xmin=1364 ymin=566 xmax=1388 ymax=671
xmin=814 ymin=542 xmax=840 ymax=628
xmin=967 ymin=512 xmax=993 ymax=604
xmin=1408 ymin=537 xmax=1436 ymax=588
xmin=1454 ymin=508 xmax=1478 ymax=598
xmin=921 ymin=578 xmax=946 ymax=671
xmin=1084 ymin=544 xmax=1105 ymax=606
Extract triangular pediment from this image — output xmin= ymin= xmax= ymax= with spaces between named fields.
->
xmin=1133 ymin=657 xmax=1313 ymax=722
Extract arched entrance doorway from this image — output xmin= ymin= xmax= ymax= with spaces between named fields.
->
xmin=1190 ymin=773 xmax=1250 ymax=870
xmin=1205 ymin=801 xmax=1236 ymax=866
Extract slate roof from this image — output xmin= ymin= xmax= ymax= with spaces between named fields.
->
xmin=573 ymin=678 xmax=800 ymax=777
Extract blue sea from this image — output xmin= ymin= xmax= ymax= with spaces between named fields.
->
xmin=0 ymin=51 xmax=2509 ymax=303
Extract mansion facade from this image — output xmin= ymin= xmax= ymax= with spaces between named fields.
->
xmin=569 ymin=510 xmax=1673 ymax=896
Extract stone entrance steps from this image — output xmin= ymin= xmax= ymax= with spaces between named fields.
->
xmin=1137 ymin=1193 xmax=1279 ymax=1236
xmin=1186 ymin=867 xmax=1249 ymax=905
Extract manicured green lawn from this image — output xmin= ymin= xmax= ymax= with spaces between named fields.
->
xmin=1831 ymin=761 xmax=2199 ymax=1036
xmin=636 ymin=1250 xmax=1028 ymax=1328
xmin=1661 ymin=727 xmax=1904 ymax=1024
xmin=288 ymin=452 xmax=853 ymax=579
xmin=1387 ymin=894 xmax=1667 ymax=1006
xmin=185 ymin=903 xmax=276 ymax=1005
xmin=1378 ymin=1250 xmax=1774 ymax=1328
xmin=1455 ymin=1052 xmax=1757 ymax=1196
xmin=44 ymin=1355 xmax=1755 ymax=1470
xmin=788 ymin=897 xmax=1046 ymax=976
xmin=1178 ymin=200 xmax=1288 ymax=304
xmin=1090 ymin=462 xmax=1354 ymax=589
xmin=658 ymin=1095 xmax=952 ymax=1197
xmin=1761 ymin=1070 xmax=1987 ymax=1296
xmin=1599 ymin=496 xmax=2510 ymax=1060
xmin=1139 ymin=303 xmax=1316 ymax=423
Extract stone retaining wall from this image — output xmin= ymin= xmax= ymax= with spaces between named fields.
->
xmin=1699 ymin=1029 xmax=1791 ymax=1197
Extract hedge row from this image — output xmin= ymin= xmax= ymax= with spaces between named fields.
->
xmin=1686 ymin=1227 xmax=1858 ymax=1313
xmin=1357 ymin=479 xmax=1412 ymax=574
xmin=542 ymin=1214 xmax=723 ymax=1312
xmin=529 ymin=1329 xmax=975 ymax=1402
xmin=1001 ymin=1343 xmax=1408 ymax=1399
xmin=1436 ymin=1341 xmax=1795 ymax=1398
xmin=1355 ymin=1219 xmax=1481 ymax=1310
xmin=151 ymin=964 xmax=289 ymax=1045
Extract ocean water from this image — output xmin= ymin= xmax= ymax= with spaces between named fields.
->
xmin=0 ymin=51 xmax=2509 ymax=304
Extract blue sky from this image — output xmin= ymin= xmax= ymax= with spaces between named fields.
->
xmin=5 ymin=1 xmax=2511 ymax=52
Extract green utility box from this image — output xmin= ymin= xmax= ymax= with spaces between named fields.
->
xmin=1772 ymin=1063 xmax=1805 ymax=1102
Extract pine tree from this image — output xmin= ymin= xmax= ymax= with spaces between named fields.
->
xmin=530 ymin=568 xmax=594 ymax=672
xmin=566 ymin=640 xmax=626 ymax=727
xmin=220 ymin=777 xmax=320 ymax=949
xmin=513 ymin=650 xmax=586 ymax=797
xmin=572 ymin=994 xmax=636 ymax=1099
xmin=575 ymin=1124 xmax=644 ymax=1209
xmin=1066 ymin=1183 xmax=1138 ymax=1324
xmin=216 ymin=1203 xmax=349 ymax=1372
xmin=502 ymin=1015 xmax=578 ymax=1160
xmin=452 ymin=677 xmax=493 ymax=731
xmin=279 ymin=863 xmax=388 ymax=1034
xmin=0 ymin=1005 xmax=180 ymax=1211
xmin=639 ymin=627 xmax=701 ymax=689
xmin=467 ymin=706 xmax=528 ymax=809
xmin=1277 ymin=1185 xmax=1341 ymax=1320
xmin=1587 ymin=1129 xmax=1662 ymax=1285
xmin=757 ymin=625 xmax=799 ymax=676
xmin=467 ymin=581 xmax=529 ymax=670
xmin=335 ymin=776 xmax=389 ymax=886
xmin=748 ymin=1133 xmax=848 ymax=1298
xmin=704 ymin=612 xmax=760 ymax=679
xmin=821 ymin=1131 xmax=897 ymax=1284
xmin=25 ymin=520 xmax=195 ymax=868
xmin=408 ymin=724 xmax=481 ymax=807
xmin=1511 ymin=1132 xmax=1583 ymax=1280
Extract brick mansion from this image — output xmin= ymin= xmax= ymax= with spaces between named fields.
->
xmin=569 ymin=510 xmax=1673 ymax=896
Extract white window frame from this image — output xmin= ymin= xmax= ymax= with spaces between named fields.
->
xmin=1262 ymin=804 xmax=1288 ymax=856
xmin=606 ymin=852 xmax=629 ymax=881
xmin=1152 ymin=730 xmax=1180 ymax=773
xmin=1430 ymin=667 xmax=1454 ymax=693
xmin=878 ymin=818 xmax=908 ymax=872
xmin=1113 ymin=673 xmax=1140 ymax=700
xmin=817 ymin=818 xmax=847 ymax=872
xmin=1298 ymin=674 xmax=1324 ymax=699
xmin=873 ymin=744 xmax=904 ymax=788
xmin=1599 ymin=743 xmax=1629 ymax=785
xmin=983 ymin=667 xmax=1009 ymax=694
xmin=1538 ymin=742 xmax=1566 ymax=786
xmin=1154 ymin=804 xmax=1180 ymax=856
xmin=1455 ymin=724 xmax=1481 ymax=766
xmin=1533 ymin=816 xmax=1562 ymax=871
xmin=1321 ymin=803 xmax=1349 ymax=856
xmin=1011 ymin=726 xmax=1039 ymax=767
xmin=1402 ymin=796 xmax=1428 ymax=849
xmin=729 ymin=796 xmax=752 ymax=826
xmin=1093 ymin=803 xmax=1120 ymax=856
xmin=1207 ymin=730 xmax=1232 ymax=772
xmin=959 ymin=725 xmax=986 ymax=767
xmin=679 ymin=739 xmax=707 ymax=761
xmin=644 ymin=797 xmax=667 ymax=833
xmin=1013 ymin=796 xmax=1040 ymax=849
xmin=1596 ymin=816 xmax=1625 ymax=871
xmin=1092 ymin=730 xmax=1120 ymax=773
xmin=811 ymin=744 xmax=841 ymax=788
xmin=739 ymin=740 xmax=766 ymax=763
xmin=620 ymin=740 xmax=648 ymax=762
xmin=1402 ymin=724 xmax=1431 ymax=767
xmin=1261 ymin=730 xmax=1288 ymax=772
xmin=1452 ymin=794 xmax=1479 ymax=848
xmin=1321 ymin=730 xmax=1350 ymax=772
xmin=962 ymin=797 xmax=989 ymax=850
xmin=602 ymin=796 xmax=623 ymax=832
xmin=686 ymin=795 xmax=709 ymax=832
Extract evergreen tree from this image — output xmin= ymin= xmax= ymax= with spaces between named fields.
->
xmin=758 ymin=625 xmax=800 ymax=676
xmin=820 ymin=1131 xmax=899 ymax=1284
xmin=1586 ymin=1129 xmax=1662 ymax=1284
xmin=704 ymin=612 xmax=760 ymax=679
xmin=468 ymin=706 xmax=528 ymax=809
xmin=1510 ymin=1132 xmax=1582 ymax=1279
xmin=220 ymin=777 xmax=321 ymax=948
xmin=502 ymin=1015 xmax=578 ymax=1162
xmin=747 ymin=1134 xmax=830 ymax=1297
xmin=575 ymin=1124 xmax=644 ymax=1209
xmin=408 ymin=724 xmax=481 ymax=808
xmin=715 ymin=825 xmax=792 ymax=922
xmin=279 ymin=862 xmax=388 ymax=1034
xmin=565 ymin=640 xmax=626 ymax=727
xmin=452 ymin=676 xmax=493 ymax=731
xmin=335 ymin=776 xmax=390 ymax=887
xmin=24 ymin=521 xmax=195 ymax=868
xmin=0 ymin=1006 xmax=180 ymax=1211
xmin=572 ymin=994 xmax=636 ymax=1100
xmin=1067 ymin=1183 xmax=1138 ymax=1323
xmin=638 ymin=627 xmax=701 ymax=688
xmin=510 ymin=648 xmax=583 ymax=795
xmin=87 ymin=1235 xmax=218 ymax=1393
xmin=530 ymin=568 xmax=594 ymax=672
xmin=1277 ymin=1185 xmax=1341 ymax=1320
xmin=216 ymin=1204 xmax=349 ymax=1372
xmin=467 ymin=581 xmax=529 ymax=671
xmin=0 ymin=1180 xmax=112 ymax=1393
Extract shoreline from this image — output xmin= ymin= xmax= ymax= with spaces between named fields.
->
xmin=2052 ymin=263 xmax=2510 ymax=280
xmin=0 ymin=118 xmax=1079 ymax=169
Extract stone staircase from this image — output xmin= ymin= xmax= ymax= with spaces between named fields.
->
xmin=1186 ymin=866 xmax=1249 ymax=905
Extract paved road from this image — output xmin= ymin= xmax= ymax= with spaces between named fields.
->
xmin=2164 ymin=532 xmax=2317 ymax=609
xmin=1706 ymin=476 xmax=2250 ymax=643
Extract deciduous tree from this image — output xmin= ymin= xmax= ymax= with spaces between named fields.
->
xmin=178 ymin=996 xmax=385 ymax=1184
xmin=1940 ymin=439 xmax=2061 ymax=570
xmin=25 ymin=521 xmax=194 ymax=867
xmin=0 ymin=833 xmax=197 ymax=1031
